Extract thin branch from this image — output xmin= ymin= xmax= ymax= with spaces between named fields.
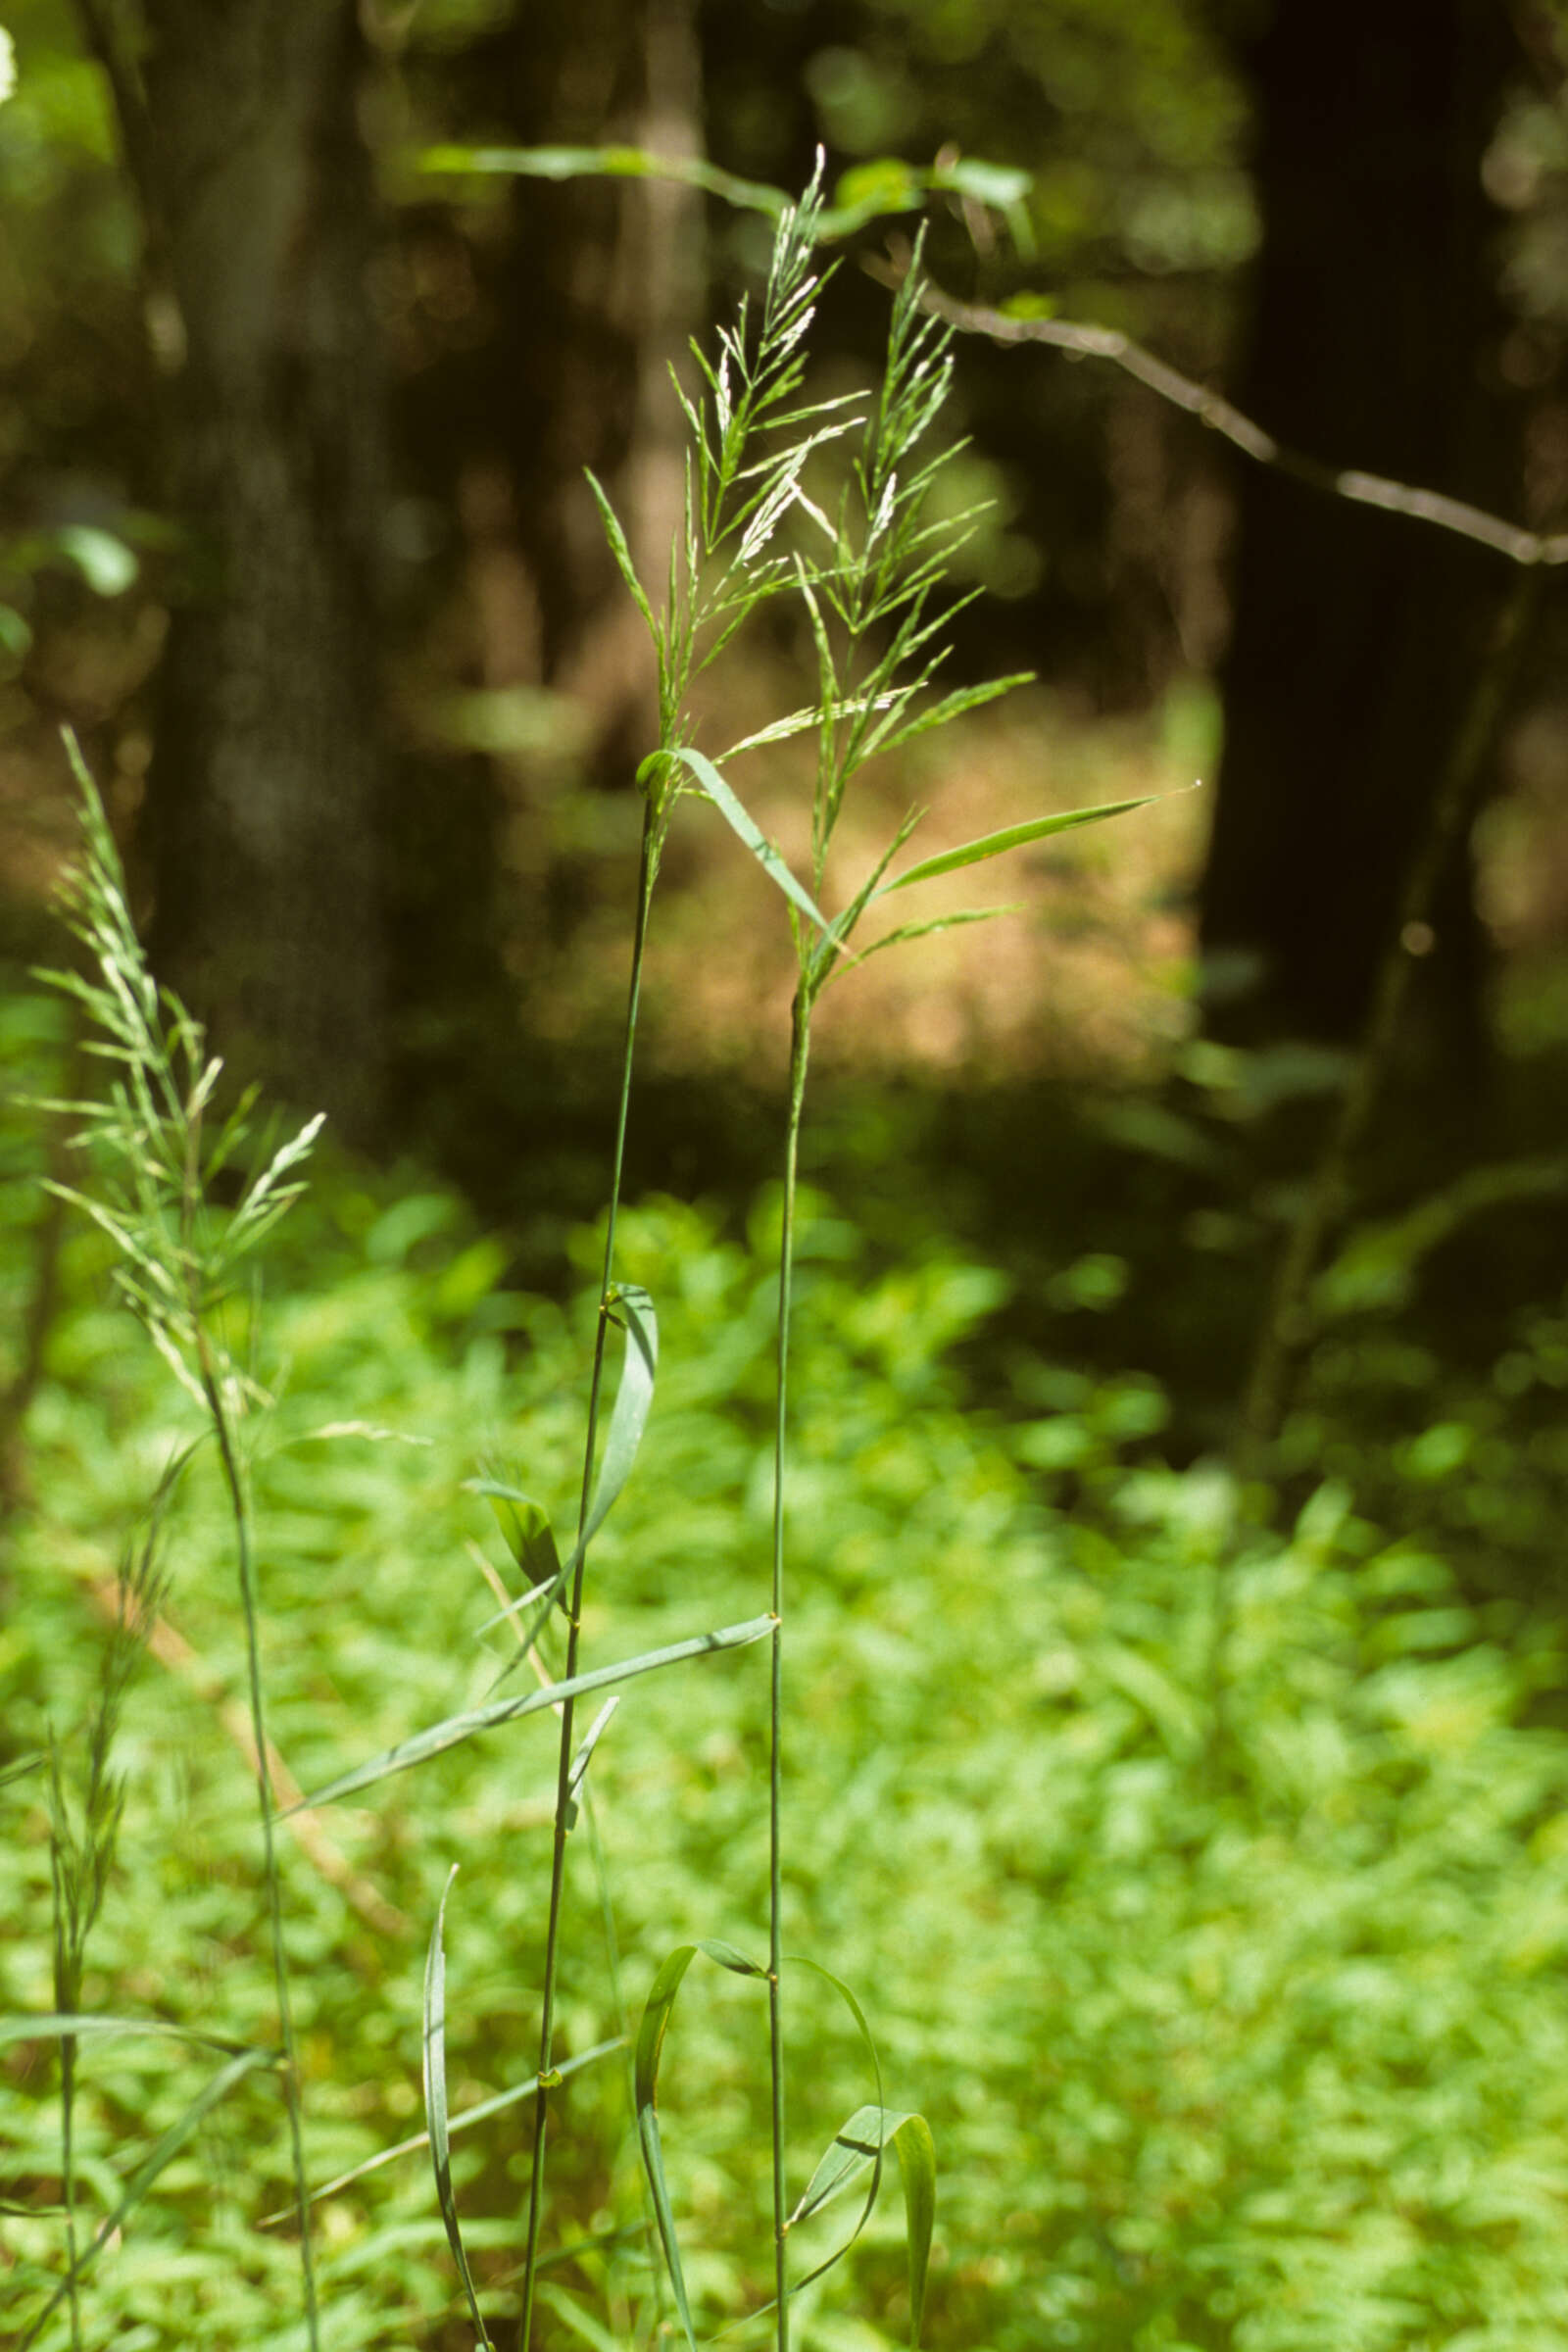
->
xmin=1235 ymin=568 xmax=1545 ymax=1471
xmin=888 ymin=268 xmax=1568 ymax=570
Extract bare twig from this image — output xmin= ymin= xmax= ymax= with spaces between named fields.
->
xmin=1235 ymin=569 xmax=1545 ymax=1470
xmin=886 ymin=269 xmax=1568 ymax=571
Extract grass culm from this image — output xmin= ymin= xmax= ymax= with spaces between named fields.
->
xmin=15 ymin=169 xmax=1151 ymax=2349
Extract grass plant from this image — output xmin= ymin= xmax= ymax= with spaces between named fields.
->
xmin=18 ymin=743 xmax=327 ymax=2348
xmin=14 ymin=159 xmax=1568 ymax=2352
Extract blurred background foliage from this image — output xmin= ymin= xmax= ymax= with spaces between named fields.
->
xmin=10 ymin=0 xmax=1568 ymax=2342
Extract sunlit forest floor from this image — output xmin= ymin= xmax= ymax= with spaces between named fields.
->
xmin=9 ymin=649 xmax=1568 ymax=2349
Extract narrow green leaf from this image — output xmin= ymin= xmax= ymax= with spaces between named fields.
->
xmin=825 ymin=906 xmax=1015 ymax=988
xmin=469 ymin=1480 xmax=563 ymax=1594
xmin=871 ymin=670 xmax=1033 ymax=760
xmin=422 ymin=1868 xmax=493 ymax=2347
xmin=563 ymin=1696 xmax=618 ymax=1829
xmin=583 ymin=1284 xmax=658 ymax=1545
xmin=880 ymin=792 xmax=1165 ymax=895
xmin=0 ymin=1752 xmax=46 ymax=1791
xmin=0 ymin=2012 xmax=269 ymax=2058
xmin=635 ymin=1945 xmax=701 ymax=2350
xmin=697 ymin=1938 xmax=769 ymax=1978
xmin=780 ymin=1956 xmax=890 ymax=2297
xmin=417 ymin=142 xmax=792 ymax=228
xmin=585 ymin=469 xmax=657 ymax=643
xmin=893 ymin=2116 xmax=937 ymax=2348
xmin=791 ymin=2105 xmax=914 ymax=2227
xmin=667 ymin=746 xmax=829 ymax=931
xmin=261 ymin=2036 xmax=624 ymax=2224
xmin=20 ymin=2047 xmax=276 ymax=2348
xmin=286 ymin=1615 xmax=775 ymax=1812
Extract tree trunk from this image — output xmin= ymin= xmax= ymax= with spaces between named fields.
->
xmin=1200 ymin=0 xmax=1516 ymax=1062
xmin=135 ymin=0 xmax=387 ymax=1137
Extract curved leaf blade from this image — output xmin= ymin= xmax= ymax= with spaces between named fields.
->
xmin=893 ymin=2115 xmax=937 ymax=2348
xmin=286 ymin=1615 xmax=775 ymax=1813
xmin=422 ymin=1867 xmax=494 ymax=2347
xmin=635 ymin=1945 xmax=701 ymax=2350
xmin=582 ymin=1284 xmax=658 ymax=1546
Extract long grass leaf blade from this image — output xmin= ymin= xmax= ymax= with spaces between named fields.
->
xmin=826 ymin=905 xmax=1015 ymax=987
xmin=634 ymin=1945 xmax=700 ymax=2349
xmin=0 ymin=2012 xmax=271 ymax=2057
xmin=777 ymin=1956 xmax=889 ymax=2296
xmin=260 ymin=2037 xmax=624 ymax=2223
xmin=20 ymin=2047 xmax=275 ymax=2349
xmin=666 ymin=747 xmax=829 ymax=932
xmin=582 ymin=1285 xmax=658 ymax=1545
xmin=880 ymin=792 xmax=1167 ymax=895
xmin=286 ymin=1616 xmax=775 ymax=1813
xmin=871 ymin=671 xmax=1033 ymax=758
xmin=893 ymin=2116 xmax=937 ymax=2347
xmin=422 ymin=1868 xmax=493 ymax=2346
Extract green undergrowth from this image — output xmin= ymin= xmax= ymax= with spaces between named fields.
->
xmin=9 ymin=979 xmax=1568 ymax=2348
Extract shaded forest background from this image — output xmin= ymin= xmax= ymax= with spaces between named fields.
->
xmin=4 ymin=0 xmax=1568 ymax=1450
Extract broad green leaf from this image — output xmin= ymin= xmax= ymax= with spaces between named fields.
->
xmin=0 ymin=601 xmax=31 ymax=660
xmin=469 ymin=1480 xmax=563 ymax=1593
xmin=664 ymin=746 xmax=829 ymax=932
xmin=20 ymin=2046 xmax=276 ymax=2349
xmin=286 ymin=1614 xmax=774 ymax=1812
xmin=880 ymin=791 xmax=1165 ymax=895
xmin=935 ymin=158 xmax=1034 ymax=210
xmin=54 ymin=523 xmax=139 ymax=597
xmin=833 ymin=157 xmax=924 ymax=227
xmin=583 ymin=1284 xmax=658 ymax=1545
xmin=422 ymin=1869 xmax=493 ymax=2347
xmin=635 ymin=1945 xmax=702 ymax=2350
xmin=893 ymin=2115 xmax=937 ymax=2347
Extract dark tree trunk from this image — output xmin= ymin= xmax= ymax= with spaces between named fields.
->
xmin=134 ymin=0 xmax=387 ymax=1137
xmin=1200 ymin=0 xmax=1517 ymax=1061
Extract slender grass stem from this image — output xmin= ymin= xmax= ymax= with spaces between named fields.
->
xmin=767 ymin=991 xmax=812 ymax=2352
xmin=521 ymin=802 xmax=659 ymax=2350
xmin=197 ymin=1342 xmax=319 ymax=2349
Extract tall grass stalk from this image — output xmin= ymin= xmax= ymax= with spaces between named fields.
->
xmin=516 ymin=164 xmax=859 ymax=2348
xmin=38 ymin=737 xmax=325 ymax=2348
xmin=573 ymin=197 xmax=1149 ymax=2348
xmin=46 ymin=1467 xmax=174 ymax=2349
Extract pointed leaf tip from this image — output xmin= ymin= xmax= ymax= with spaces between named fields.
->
xmin=879 ymin=791 xmax=1162 ymax=896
